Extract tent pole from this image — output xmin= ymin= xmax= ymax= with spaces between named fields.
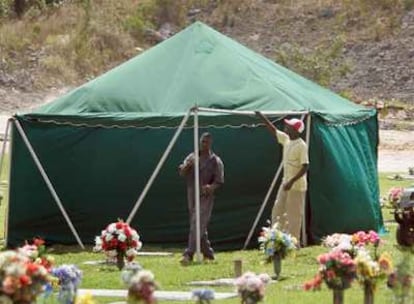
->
xmin=197 ymin=107 xmax=308 ymax=116
xmin=302 ymin=113 xmax=312 ymax=246
xmin=13 ymin=118 xmax=85 ymax=249
xmin=126 ymin=110 xmax=191 ymax=224
xmin=193 ymin=108 xmax=202 ymax=263
xmin=3 ymin=118 xmax=12 ymax=245
xmin=243 ymin=162 xmax=283 ymax=250
xmin=0 ymin=118 xmax=11 ymax=183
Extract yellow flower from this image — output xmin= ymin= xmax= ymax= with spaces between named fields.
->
xmin=378 ymin=252 xmax=393 ymax=274
xmin=75 ymin=293 xmax=96 ymax=304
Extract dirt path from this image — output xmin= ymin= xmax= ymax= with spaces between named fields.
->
xmin=378 ymin=130 xmax=414 ymax=173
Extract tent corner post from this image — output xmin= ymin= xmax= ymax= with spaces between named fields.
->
xmin=2 ymin=117 xmax=14 ymax=247
xmin=193 ymin=108 xmax=202 ymax=263
xmin=302 ymin=113 xmax=312 ymax=247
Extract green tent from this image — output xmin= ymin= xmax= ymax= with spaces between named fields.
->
xmin=7 ymin=22 xmax=382 ymax=249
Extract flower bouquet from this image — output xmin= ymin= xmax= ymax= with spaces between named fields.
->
xmin=94 ymin=220 xmax=142 ymax=269
xmin=126 ymin=270 xmax=157 ymax=304
xmin=258 ymin=222 xmax=297 ymax=279
xmin=304 ymin=250 xmax=356 ymax=291
xmin=51 ymin=264 xmax=82 ymax=304
xmin=234 ymin=272 xmax=271 ymax=304
xmin=18 ymin=237 xmax=55 ymax=272
xmin=354 ymin=249 xmax=393 ymax=304
xmin=0 ymin=250 xmax=52 ymax=304
xmin=387 ymin=187 xmax=404 ymax=208
xmin=258 ymin=222 xmax=298 ymax=260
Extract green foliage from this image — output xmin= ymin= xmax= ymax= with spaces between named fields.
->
xmin=0 ymin=0 xmax=12 ymax=18
xmin=124 ymin=0 xmax=156 ymax=40
xmin=275 ymin=37 xmax=351 ymax=86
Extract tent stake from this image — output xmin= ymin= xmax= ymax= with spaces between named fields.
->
xmin=243 ymin=162 xmax=283 ymax=250
xmin=13 ymin=118 xmax=85 ymax=249
xmin=126 ymin=110 xmax=191 ymax=224
xmin=193 ymin=108 xmax=202 ymax=263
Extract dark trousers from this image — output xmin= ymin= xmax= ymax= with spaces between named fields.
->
xmin=184 ymin=192 xmax=214 ymax=258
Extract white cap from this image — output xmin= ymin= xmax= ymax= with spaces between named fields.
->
xmin=284 ymin=118 xmax=305 ymax=134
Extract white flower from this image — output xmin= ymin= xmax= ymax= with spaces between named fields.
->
xmin=106 ymin=250 xmax=118 ymax=258
xmin=126 ymin=248 xmax=138 ymax=257
xmin=130 ymin=270 xmax=154 ymax=285
xmin=95 ymin=236 xmax=102 ymax=246
xmin=118 ymin=233 xmax=127 ymax=242
xmin=246 ymin=276 xmax=262 ymax=291
xmin=131 ymin=230 xmax=139 ymax=240
xmin=105 ymin=234 xmax=113 ymax=242
xmin=107 ymin=223 xmax=117 ymax=233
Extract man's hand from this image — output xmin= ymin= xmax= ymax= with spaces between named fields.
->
xmin=283 ymin=180 xmax=294 ymax=191
xmin=201 ymin=184 xmax=214 ymax=196
xmin=255 ymin=111 xmax=264 ymax=118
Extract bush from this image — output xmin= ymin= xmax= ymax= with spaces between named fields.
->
xmin=274 ymin=37 xmax=351 ymax=87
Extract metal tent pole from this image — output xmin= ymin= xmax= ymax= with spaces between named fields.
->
xmin=13 ymin=118 xmax=85 ymax=249
xmin=243 ymin=162 xmax=283 ymax=249
xmin=302 ymin=113 xmax=312 ymax=246
xmin=2 ymin=118 xmax=12 ymax=244
xmin=126 ymin=110 xmax=191 ymax=224
xmin=197 ymin=107 xmax=308 ymax=116
xmin=0 ymin=118 xmax=11 ymax=181
xmin=193 ymin=108 xmax=202 ymax=262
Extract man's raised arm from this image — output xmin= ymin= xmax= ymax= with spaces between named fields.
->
xmin=255 ymin=111 xmax=277 ymax=135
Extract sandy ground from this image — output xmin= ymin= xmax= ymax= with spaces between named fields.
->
xmin=0 ymin=115 xmax=412 ymax=172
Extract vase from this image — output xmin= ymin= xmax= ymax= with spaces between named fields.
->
xmin=116 ymin=251 xmax=125 ymax=270
xmin=333 ymin=289 xmax=344 ymax=304
xmin=363 ymin=281 xmax=374 ymax=304
xmin=272 ymin=252 xmax=282 ymax=280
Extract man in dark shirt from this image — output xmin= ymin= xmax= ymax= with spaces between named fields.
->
xmin=178 ymin=132 xmax=224 ymax=265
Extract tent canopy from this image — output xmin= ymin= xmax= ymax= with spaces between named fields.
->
xmin=27 ymin=21 xmax=374 ymax=125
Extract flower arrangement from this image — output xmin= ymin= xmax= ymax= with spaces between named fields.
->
xmin=51 ymin=264 xmax=82 ymax=304
xmin=18 ymin=237 xmax=55 ymax=272
xmin=304 ymin=250 xmax=356 ymax=291
xmin=388 ymin=187 xmax=404 ymax=208
xmin=192 ymin=289 xmax=214 ymax=304
xmin=322 ymin=233 xmax=353 ymax=252
xmin=234 ymin=272 xmax=271 ymax=304
xmin=94 ymin=220 xmax=142 ymax=268
xmin=126 ymin=270 xmax=157 ymax=304
xmin=258 ymin=223 xmax=298 ymax=260
xmin=0 ymin=250 xmax=51 ymax=303
xmin=354 ymin=248 xmax=393 ymax=290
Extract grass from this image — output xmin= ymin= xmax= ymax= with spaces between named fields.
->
xmin=0 ymin=153 xmax=413 ymax=303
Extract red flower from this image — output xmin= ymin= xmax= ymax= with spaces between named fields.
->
xmin=110 ymin=238 xmax=118 ymax=247
xmin=116 ymin=222 xmax=124 ymax=229
xmin=26 ymin=263 xmax=39 ymax=275
xmin=19 ymin=275 xmax=32 ymax=286
xmin=124 ymin=227 xmax=132 ymax=237
xmin=119 ymin=242 xmax=127 ymax=251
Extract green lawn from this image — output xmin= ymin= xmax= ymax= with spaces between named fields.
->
xmin=0 ymin=155 xmax=413 ymax=303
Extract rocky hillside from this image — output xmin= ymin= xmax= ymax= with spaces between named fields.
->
xmin=0 ymin=0 xmax=413 ymax=115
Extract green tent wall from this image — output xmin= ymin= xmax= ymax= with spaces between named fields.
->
xmin=7 ymin=22 xmax=383 ymax=249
